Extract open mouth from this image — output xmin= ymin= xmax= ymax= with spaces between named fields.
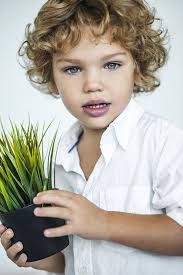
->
xmin=82 ymin=103 xmax=111 ymax=117
xmin=84 ymin=103 xmax=110 ymax=109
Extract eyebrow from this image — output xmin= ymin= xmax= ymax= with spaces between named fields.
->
xmin=56 ymin=52 xmax=127 ymax=64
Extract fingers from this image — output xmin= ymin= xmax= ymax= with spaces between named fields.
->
xmin=34 ymin=206 xmax=71 ymax=221
xmin=0 ymin=224 xmax=7 ymax=236
xmin=15 ymin=253 xmax=28 ymax=267
xmin=0 ymin=226 xmax=29 ymax=266
xmin=44 ymin=224 xmax=73 ymax=237
xmin=0 ymin=225 xmax=31 ymax=268
xmin=1 ymin=228 xmax=14 ymax=250
xmin=33 ymin=192 xmax=76 ymax=209
xmin=36 ymin=189 xmax=73 ymax=199
xmin=6 ymin=241 xmax=23 ymax=261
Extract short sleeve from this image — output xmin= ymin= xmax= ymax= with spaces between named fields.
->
xmin=152 ymin=123 xmax=183 ymax=226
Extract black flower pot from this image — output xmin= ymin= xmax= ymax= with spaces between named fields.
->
xmin=0 ymin=204 xmax=69 ymax=262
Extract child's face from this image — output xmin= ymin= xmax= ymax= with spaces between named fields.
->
xmin=52 ymin=30 xmax=136 ymax=131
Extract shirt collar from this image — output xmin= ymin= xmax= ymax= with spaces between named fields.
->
xmin=55 ymin=120 xmax=83 ymax=168
xmin=55 ymin=97 xmax=145 ymax=167
xmin=109 ymin=96 xmax=145 ymax=151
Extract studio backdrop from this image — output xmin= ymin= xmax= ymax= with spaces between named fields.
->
xmin=0 ymin=1 xmax=183 ymax=275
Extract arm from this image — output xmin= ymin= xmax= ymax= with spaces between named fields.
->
xmin=32 ymin=251 xmax=65 ymax=273
xmin=104 ymin=211 xmax=183 ymax=256
xmin=0 ymin=224 xmax=65 ymax=273
xmin=33 ymin=190 xmax=183 ymax=257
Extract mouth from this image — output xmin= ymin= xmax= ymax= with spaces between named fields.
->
xmin=82 ymin=101 xmax=111 ymax=117
xmin=82 ymin=99 xmax=111 ymax=107
xmin=83 ymin=103 xmax=111 ymax=108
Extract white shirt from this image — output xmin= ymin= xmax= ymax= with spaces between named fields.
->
xmin=53 ymin=97 xmax=183 ymax=275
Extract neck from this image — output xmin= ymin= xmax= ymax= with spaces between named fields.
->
xmin=80 ymin=126 xmax=107 ymax=147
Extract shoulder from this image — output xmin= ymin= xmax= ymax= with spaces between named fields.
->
xmin=141 ymin=111 xmax=183 ymax=170
xmin=139 ymin=109 xmax=183 ymax=142
xmin=135 ymin=109 xmax=183 ymax=166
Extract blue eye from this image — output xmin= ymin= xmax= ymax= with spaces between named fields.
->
xmin=63 ymin=66 xmax=80 ymax=74
xmin=105 ymin=62 xmax=121 ymax=70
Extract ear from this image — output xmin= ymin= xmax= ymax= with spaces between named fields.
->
xmin=134 ymin=73 xmax=143 ymax=87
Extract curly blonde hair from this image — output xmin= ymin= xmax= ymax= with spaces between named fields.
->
xmin=19 ymin=0 xmax=168 ymax=95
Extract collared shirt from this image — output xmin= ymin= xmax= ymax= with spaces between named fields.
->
xmin=52 ymin=97 xmax=183 ymax=275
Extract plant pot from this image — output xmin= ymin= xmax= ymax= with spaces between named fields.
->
xmin=0 ymin=204 xmax=69 ymax=262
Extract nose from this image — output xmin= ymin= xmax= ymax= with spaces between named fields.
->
xmin=83 ymin=71 xmax=104 ymax=93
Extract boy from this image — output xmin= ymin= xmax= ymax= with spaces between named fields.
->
xmin=1 ymin=1 xmax=183 ymax=274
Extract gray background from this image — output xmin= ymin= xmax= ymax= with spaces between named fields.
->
xmin=0 ymin=1 xmax=183 ymax=274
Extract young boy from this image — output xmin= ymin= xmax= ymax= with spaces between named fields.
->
xmin=1 ymin=0 xmax=183 ymax=274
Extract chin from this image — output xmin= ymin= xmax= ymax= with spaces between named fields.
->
xmin=86 ymin=119 xmax=111 ymax=130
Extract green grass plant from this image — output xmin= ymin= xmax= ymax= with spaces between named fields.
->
xmin=0 ymin=119 xmax=58 ymax=214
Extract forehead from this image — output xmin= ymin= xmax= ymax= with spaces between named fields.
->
xmin=54 ymin=30 xmax=129 ymax=60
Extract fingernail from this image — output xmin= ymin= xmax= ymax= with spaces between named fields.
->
xmin=20 ymin=253 xmax=27 ymax=262
xmin=16 ymin=242 xmax=22 ymax=249
xmin=7 ymin=229 xmax=13 ymax=236
xmin=44 ymin=230 xmax=51 ymax=237
xmin=34 ymin=208 xmax=40 ymax=215
xmin=33 ymin=197 xmax=39 ymax=204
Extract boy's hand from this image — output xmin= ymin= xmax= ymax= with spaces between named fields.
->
xmin=0 ymin=224 xmax=30 ymax=267
xmin=33 ymin=190 xmax=109 ymax=240
xmin=0 ymin=224 xmax=63 ymax=271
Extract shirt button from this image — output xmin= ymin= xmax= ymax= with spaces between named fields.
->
xmin=80 ymin=266 xmax=87 ymax=274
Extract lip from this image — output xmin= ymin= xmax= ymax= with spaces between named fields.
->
xmin=82 ymin=102 xmax=111 ymax=118
xmin=82 ymin=99 xmax=110 ymax=107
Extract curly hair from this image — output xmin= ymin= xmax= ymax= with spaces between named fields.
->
xmin=19 ymin=0 xmax=168 ymax=95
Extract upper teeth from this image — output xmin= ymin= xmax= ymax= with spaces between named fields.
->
xmin=87 ymin=103 xmax=108 ymax=109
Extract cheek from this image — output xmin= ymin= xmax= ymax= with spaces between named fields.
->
xmin=61 ymin=92 xmax=80 ymax=113
xmin=110 ymin=82 xmax=134 ymax=104
xmin=113 ymin=72 xmax=135 ymax=91
xmin=57 ymin=77 xmax=81 ymax=95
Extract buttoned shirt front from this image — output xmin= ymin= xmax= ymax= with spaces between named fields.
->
xmin=52 ymin=97 xmax=183 ymax=275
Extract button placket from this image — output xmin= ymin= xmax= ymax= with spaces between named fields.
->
xmin=74 ymin=237 xmax=91 ymax=275
xmin=79 ymin=265 xmax=88 ymax=274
